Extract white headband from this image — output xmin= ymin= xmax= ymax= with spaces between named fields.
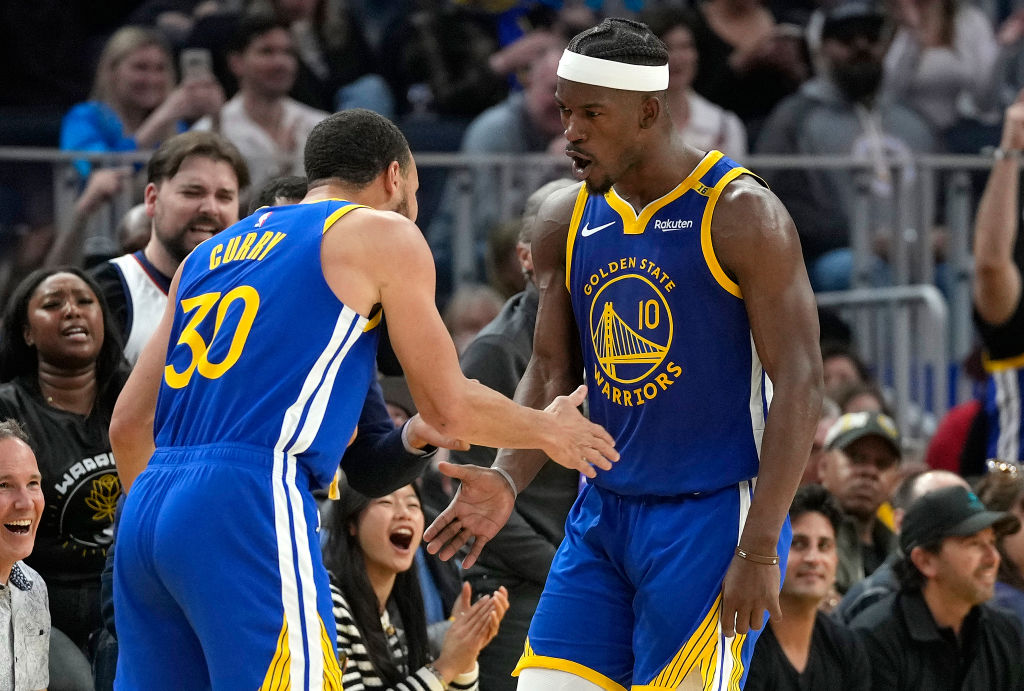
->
xmin=556 ymin=49 xmax=669 ymax=92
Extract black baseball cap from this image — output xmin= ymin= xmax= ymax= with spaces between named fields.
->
xmin=900 ymin=485 xmax=1021 ymax=553
xmin=821 ymin=0 xmax=886 ymax=39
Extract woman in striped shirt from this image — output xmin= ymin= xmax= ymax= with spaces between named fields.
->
xmin=325 ymin=482 xmax=508 ymax=690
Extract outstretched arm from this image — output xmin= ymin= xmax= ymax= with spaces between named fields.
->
xmin=111 ymin=265 xmax=182 ymax=493
xmin=713 ymin=178 xmax=823 ymax=636
xmin=973 ymin=92 xmax=1024 ymax=326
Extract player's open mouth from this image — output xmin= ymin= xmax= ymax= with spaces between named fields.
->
xmin=389 ymin=527 xmax=413 ymax=550
xmin=4 ymin=520 xmax=31 ymax=535
xmin=568 ymin=152 xmax=593 ymax=180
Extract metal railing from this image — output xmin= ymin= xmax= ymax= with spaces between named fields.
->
xmin=0 ymin=148 xmax=996 ymax=410
xmin=816 ymin=285 xmax=949 ymax=446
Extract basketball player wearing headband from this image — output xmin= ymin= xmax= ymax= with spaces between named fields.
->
xmin=425 ymin=18 xmax=823 ymax=690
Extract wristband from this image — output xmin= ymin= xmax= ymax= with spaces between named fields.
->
xmin=491 ymin=466 xmax=518 ymax=500
xmin=734 ymin=546 xmax=779 ymax=565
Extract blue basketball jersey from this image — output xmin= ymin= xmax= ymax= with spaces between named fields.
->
xmin=568 ymin=151 xmax=771 ymax=496
xmin=153 ymin=200 xmax=380 ymax=489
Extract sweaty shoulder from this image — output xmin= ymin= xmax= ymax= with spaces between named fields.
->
xmin=713 ymin=176 xmax=798 ymax=249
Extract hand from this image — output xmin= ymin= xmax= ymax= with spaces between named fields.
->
xmin=406 ymin=414 xmax=469 ymax=451
xmin=998 ymin=9 xmax=1024 ymax=46
xmin=720 ymin=553 xmax=781 ymax=638
xmin=423 ymin=462 xmax=516 ymax=568
xmin=541 ymin=385 xmax=619 ymax=477
xmin=433 ymin=583 xmax=506 ymax=679
xmin=180 ymin=77 xmax=225 ymax=120
xmin=449 ymin=583 xmax=509 ymax=645
xmin=76 ymin=167 xmax=130 ymax=215
xmin=1001 ymin=90 xmax=1024 ymax=151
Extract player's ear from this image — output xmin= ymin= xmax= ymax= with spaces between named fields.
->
xmin=383 ymin=160 xmax=402 ymax=196
xmin=638 ymin=94 xmax=661 ymax=129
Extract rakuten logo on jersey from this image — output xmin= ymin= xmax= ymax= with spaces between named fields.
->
xmin=653 ymin=219 xmax=693 ymax=231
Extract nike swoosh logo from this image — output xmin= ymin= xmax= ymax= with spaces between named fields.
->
xmin=580 ymin=221 xmax=615 ymax=237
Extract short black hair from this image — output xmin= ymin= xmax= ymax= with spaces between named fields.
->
xmin=790 ymin=484 xmax=845 ymax=536
xmin=250 ymin=175 xmax=307 ymax=213
xmin=228 ymin=13 xmax=290 ymax=54
xmin=894 ymin=539 xmax=943 ymax=590
xmin=304 ymin=109 xmax=411 ymax=188
xmin=567 ymin=17 xmax=668 ymax=67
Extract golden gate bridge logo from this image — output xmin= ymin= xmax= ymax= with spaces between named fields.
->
xmin=589 ymin=274 xmax=672 ymax=384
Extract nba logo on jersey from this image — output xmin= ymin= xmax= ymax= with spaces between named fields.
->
xmin=255 ymin=211 xmax=273 ymax=228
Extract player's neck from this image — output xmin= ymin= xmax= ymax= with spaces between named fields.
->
xmin=303 ymin=183 xmax=383 ymax=209
xmin=613 ymin=144 xmax=706 ymax=211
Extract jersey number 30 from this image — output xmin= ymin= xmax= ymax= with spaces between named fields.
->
xmin=164 ymin=286 xmax=260 ymax=389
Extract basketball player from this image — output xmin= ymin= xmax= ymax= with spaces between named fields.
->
xmin=109 ymin=109 xmax=618 ymax=690
xmin=425 ymin=18 xmax=823 ymax=690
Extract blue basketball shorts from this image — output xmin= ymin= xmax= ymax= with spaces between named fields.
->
xmin=113 ymin=444 xmax=343 ymax=690
xmin=514 ymin=481 xmax=791 ymax=690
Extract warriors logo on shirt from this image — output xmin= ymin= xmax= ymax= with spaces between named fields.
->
xmin=585 ymin=261 xmax=682 ymax=406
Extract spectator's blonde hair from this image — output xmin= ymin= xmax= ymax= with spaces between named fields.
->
xmin=90 ymin=26 xmax=174 ymax=104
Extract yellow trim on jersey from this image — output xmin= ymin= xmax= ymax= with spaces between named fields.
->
xmin=700 ymin=167 xmax=751 ymax=299
xmin=327 ymin=469 xmax=342 ymax=500
xmin=363 ymin=308 xmax=382 ymax=332
xmin=260 ymin=616 xmax=291 ymax=690
xmin=322 ymin=203 xmax=369 ymax=235
xmin=727 ymin=632 xmax=747 ymax=690
xmin=984 ymin=351 xmax=1024 ymax=372
xmin=565 ymin=185 xmax=591 ymax=292
xmin=320 ymin=616 xmax=344 ymax=690
xmin=639 ymin=594 xmax=722 ymax=690
xmin=604 ymin=151 xmax=724 ymax=235
xmin=513 ymin=637 xmax=628 ymax=691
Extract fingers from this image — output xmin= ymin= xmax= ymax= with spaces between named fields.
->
xmin=565 ymin=384 xmax=588 ymax=407
xmin=460 ymin=534 xmax=489 ymax=570
xmin=435 ymin=460 xmax=470 ymax=481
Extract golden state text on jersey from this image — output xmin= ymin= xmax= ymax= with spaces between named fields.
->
xmin=567 ymin=151 xmax=773 ymax=496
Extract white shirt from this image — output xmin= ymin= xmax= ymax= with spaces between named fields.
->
xmin=194 ymin=94 xmax=329 ymax=191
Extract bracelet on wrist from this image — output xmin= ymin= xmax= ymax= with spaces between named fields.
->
xmin=491 ymin=466 xmax=518 ymax=500
xmin=734 ymin=546 xmax=779 ymax=565
xmin=993 ymin=147 xmax=1022 ymax=161
xmin=425 ymin=663 xmax=449 ymax=690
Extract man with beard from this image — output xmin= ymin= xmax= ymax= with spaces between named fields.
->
xmin=424 ymin=17 xmax=822 ymax=690
xmin=91 ymin=130 xmax=250 ymax=365
xmin=109 ymin=108 xmax=617 ymax=690
xmin=819 ymin=411 xmax=902 ymax=593
xmin=851 ymin=485 xmax=1024 ymax=689
xmin=755 ymin=0 xmax=938 ymax=291
xmin=745 ymin=484 xmax=870 ymax=690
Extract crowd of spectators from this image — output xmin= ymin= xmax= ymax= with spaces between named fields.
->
xmin=5 ymin=0 xmax=1024 ymax=689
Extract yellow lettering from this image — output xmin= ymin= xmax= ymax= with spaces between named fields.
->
xmin=593 ymin=365 xmax=605 ymax=388
xmin=246 ymin=231 xmax=275 ymax=260
xmin=209 ymin=244 xmax=223 ymax=270
xmin=623 ymin=390 xmax=633 ymax=406
xmin=601 ymin=382 xmax=611 ymax=397
xmin=656 ymin=373 xmax=671 ymax=390
xmin=643 ymin=382 xmax=657 ymax=399
xmin=628 ymin=257 xmax=636 ymax=269
xmin=222 ymin=236 xmax=241 ymax=263
xmin=640 ymin=259 xmax=648 ymax=270
xmin=665 ymin=281 xmax=676 ymax=292
xmin=584 ymin=284 xmax=592 ymax=296
xmin=633 ymin=388 xmax=644 ymax=405
xmin=235 ymin=232 xmax=258 ymax=261
xmin=650 ymin=267 xmax=660 ymax=280
xmin=667 ymin=361 xmax=682 ymax=377
xmin=257 ymin=232 xmax=287 ymax=260
xmin=607 ymin=261 xmax=618 ymax=274
xmin=611 ymin=387 xmax=622 ymax=405
xmin=599 ymin=268 xmax=608 ymax=278
xmin=589 ymin=274 xmax=599 ymax=287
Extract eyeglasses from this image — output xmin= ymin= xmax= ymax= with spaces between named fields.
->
xmin=986 ymin=459 xmax=1020 ymax=477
